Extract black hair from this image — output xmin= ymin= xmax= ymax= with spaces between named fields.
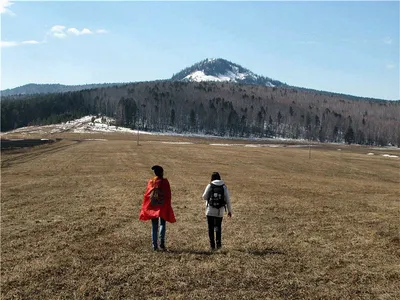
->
xmin=211 ymin=172 xmax=221 ymax=182
xmin=152 ymin=165 xmax=164 ymax=178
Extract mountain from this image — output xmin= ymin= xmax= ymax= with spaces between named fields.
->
xmin=1 ymin=58 xmax=287 ymax=97
xmin=0 ymin=83 xmax=124 ymax=97
xmin=171 ymin=58 xmax=287 ymax=87
xmin=1 ymin=58 xmax=392 ymax=101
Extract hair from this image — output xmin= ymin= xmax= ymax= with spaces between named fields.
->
xmin=211 ymin=172 xmax=221 ymax=182
xmin=152 ymin=165 xmax=164 ymax=178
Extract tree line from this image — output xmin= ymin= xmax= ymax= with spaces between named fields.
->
xmin=2 ymin=81 xmax=399 ymax=146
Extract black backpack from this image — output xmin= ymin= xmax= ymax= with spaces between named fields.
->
xmin=208 ymin=184 xmax=226 ymax=209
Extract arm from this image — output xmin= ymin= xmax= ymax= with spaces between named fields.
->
xmin=202 ymin=184 xmax=211 ymax=200
xmin=224 ymin=186 xmax=233 ymax=216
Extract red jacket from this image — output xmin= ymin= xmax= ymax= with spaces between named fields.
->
xmin=139 ymin=177 xmax=176 ymax=223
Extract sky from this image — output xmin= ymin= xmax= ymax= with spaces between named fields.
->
xmin=1 ymin=0 xmax=399 ymax=100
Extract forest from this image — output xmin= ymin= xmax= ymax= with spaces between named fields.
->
xmin=1 ymin=81 xmax=399 ymax=146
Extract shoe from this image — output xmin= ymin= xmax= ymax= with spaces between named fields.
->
xmin=160 ymin=244 xmax=166 ymax=250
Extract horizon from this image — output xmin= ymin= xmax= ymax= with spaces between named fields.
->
xmin=1 ymin=1 xmax=399 ymax=100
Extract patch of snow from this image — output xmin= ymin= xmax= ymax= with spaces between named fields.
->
xmin=382 ymin=154 xmax=399 ymax=158
xmin=287 ymin=145 xmax=313 ymax=148
xmin=217 ymin=71 xmax=237 ymax=82
xmin=84 ymin=139 xmax=108 ymax=141
xmin=367 ymin=153 xmax=374 ymax=155
xmin=2 ymin=115 xmax=154 ymax=136
xmin=185 ymin=70 xmax=250 ymax=83
xmin=265 ymin=82 xmax=275 ymax=87
xmin=161 ymin=142 xmax=193 ymax=145
xmin=245 ymin=144 xmax=281 ymax=148
xmin=228 ymin=70 xmax=248 ymax=81
xmin=210 ymin=143 xmax=243 ymax=147
xmin=250 ymin=73 xmax=258 ymax=79
xmin=370 ymin=147 xmax=400 ymax=151
xmin=210 ymin=143 xmax=299 ymax=148
xmin=184 ymin=71 xmax=223 ymax=82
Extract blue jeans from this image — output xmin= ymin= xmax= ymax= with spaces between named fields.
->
xmin=151 ymin=218 xmax=166 ymax=249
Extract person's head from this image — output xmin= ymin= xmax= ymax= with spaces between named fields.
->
xmin=152 ymin=165 xmax=164 ymax=178
xmin=211 ymin=172 xmax=221 ymax=182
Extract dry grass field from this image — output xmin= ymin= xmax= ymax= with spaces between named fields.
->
xmin=1 ymin=133 xmax=399 ymax=299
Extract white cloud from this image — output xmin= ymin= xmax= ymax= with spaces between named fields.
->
xmin=0 ymin=41 xmax=18 ymax=48
xmin=97 ymin=29 xmax=109 ymax=34
xmin=383 ymin=37 xmax=393 ymax=45
xmin=1 ymin=40 xmax=41 ymax=48
xmin=80 ymin=28 xmax=93 ymax=35
xmin=49 ymin=25 xmax=104 ymax=38
xmin=0 ymin=0 xmax=15 ymax=16
xmin=386 ymin=64 xmax=396 ymax=69
xmin=53 ymin=32 xmax=67 ymax=38
xmin=3 ymin=24 xmax=108 ymax=49
xmin=50 ymin=25 xmax=66 ymax=32
xmin=67 ymin=28 xmax=80 ymax=35
xmin=49 ymin=25 xmax=67 ymax=38
xmin=21 ymin=40 xmax=40 ymax=45
xmin=67 ymin=27 xmax=93 ymax=36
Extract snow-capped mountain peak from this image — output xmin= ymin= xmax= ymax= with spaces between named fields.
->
xmin=171 ymin=58 xmax=286 ymax=87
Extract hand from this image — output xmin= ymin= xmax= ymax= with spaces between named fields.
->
xmin=228 ymin=212 xmax=232 ymax=218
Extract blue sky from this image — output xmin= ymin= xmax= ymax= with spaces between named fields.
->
xmin=1 ymin=0 xmax=399 ymax=100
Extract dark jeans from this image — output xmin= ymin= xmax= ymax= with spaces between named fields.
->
xmin=207 ymin=216 xmax=223 ymax=249
xmin=151 ymin=217 xmax=166 ymax=249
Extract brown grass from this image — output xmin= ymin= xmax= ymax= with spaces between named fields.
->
xmin=1 ymin=133 xmax=399 ymax=299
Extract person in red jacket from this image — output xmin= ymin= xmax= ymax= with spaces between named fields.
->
xmin=139 ymin=165 xmax=176 ymax=250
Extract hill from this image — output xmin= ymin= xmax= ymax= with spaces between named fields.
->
xmin=1 ymin=81 xmax=399 ymax=146
xmin=0 ymin=83 xmax=124 ymax=97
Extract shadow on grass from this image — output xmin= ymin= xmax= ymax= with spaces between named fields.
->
xmin=164 ymin=248 xmax=217 ymax=256
xmin=240 ymin=248 xmax=286 ymax=256
xmin=156 ymin=247 xmax=285 ymax=256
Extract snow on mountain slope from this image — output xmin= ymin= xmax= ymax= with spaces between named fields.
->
xmin=171 ymin=58 xmax=286 ymax=87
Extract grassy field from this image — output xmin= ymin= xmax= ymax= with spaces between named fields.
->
xmin=1 ymin=133 xmax=399 ymax=299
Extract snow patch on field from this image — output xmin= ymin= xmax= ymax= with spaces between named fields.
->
xmin=1 ymin=116 xmax=153 ymax=136
xmin=210 ymin=144 xmax=243 ymax=147
xmin=368 ymin=152 xmax=398 ymax=158
xmin=210 ymin=143 xmax=312 ymax=148
xmin=382 ymin=154 xmax=399 ymax=158
xmin=84 ymin=139 xmax=108 ymax=141
xmin=161 ymin=142 xmax=193 ymax=145
xmin=370 ymin=147 xmax=400 ymax=151
xmin=245 ymin=144 xmax=281 ymax=148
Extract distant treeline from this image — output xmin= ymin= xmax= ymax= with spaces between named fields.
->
xmin=1 ymin=81 xmax=399 ymax=146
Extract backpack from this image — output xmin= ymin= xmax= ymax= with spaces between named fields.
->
xmin=207 ymin=184 xmax=226 ymax=209
xmin=150 ymin=179 xmax=165 ymax=206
